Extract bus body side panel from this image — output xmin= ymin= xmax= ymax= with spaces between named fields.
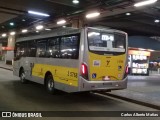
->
xmin=13 ymin=60 xmax=20 ymax=77
xmin=13 ymin=57 xmax=39 ymax=82
xmin=31 ymin=58 xmax=79 ymax=92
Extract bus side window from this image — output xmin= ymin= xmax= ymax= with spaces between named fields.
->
xmin=60 ymin=34 xmax=80 ymax=59
xmin=47 ymin=37 xmax=60 ymax=58
xmin=14 ymin=43 xmax=20 ymax=60
xmin=14 ymin=42 xmax=27 ymax=60
xmin=112 ymin=34 xmax=125 ymax=49
xmin=27 ymin=40 xmax=37 ymax=57
xmin=36 ymin=40 xmax=47 ymax=58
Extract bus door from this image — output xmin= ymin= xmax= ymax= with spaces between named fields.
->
xmin=14 ymin=42 xmax=28 ymax=76
xmin=25 ymin=40 xmax=37 ymax=79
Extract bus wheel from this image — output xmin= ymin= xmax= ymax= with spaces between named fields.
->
xmin=46 ymin=75 xmax=55 ymax=94
xmin=20 ymin=69 xmax=27 ymax=84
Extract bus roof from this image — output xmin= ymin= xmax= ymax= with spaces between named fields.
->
xmin=16 ymin=27 xmax=81 ymax=42
xmin=16 ymin=26 xmax=127 ymax=42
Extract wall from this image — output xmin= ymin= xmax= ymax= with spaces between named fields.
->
xmin=128 ymin=36 xmax=160 ymax=51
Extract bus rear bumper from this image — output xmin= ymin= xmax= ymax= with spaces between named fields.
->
xmin=79 ymin=77 xmax=128 ymax=92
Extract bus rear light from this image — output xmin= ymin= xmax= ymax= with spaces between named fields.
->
xmin=125 ymin=65 xmax=128 ymax=74
xmin=81 ymin=63 xmax=88 ymax=80
xmin=124 ymin=65 xmax=128 ymax=78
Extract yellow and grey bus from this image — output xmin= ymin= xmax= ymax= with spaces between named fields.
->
xmin=13 ymin=27 xmax=128 ymax=93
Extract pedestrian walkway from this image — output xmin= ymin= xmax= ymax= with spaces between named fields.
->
xmin=0 ymin=61 xmax=160 ymax=108
xmin=0 ymin=61 xmax=13 ymax=71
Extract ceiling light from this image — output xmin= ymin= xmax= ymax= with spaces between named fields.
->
xmin=22 ymin=19 xmax=26 ymax=22
xmin=126 ymin=13 xmax=131 ymax=16
xmin=86 ymin=12 xmax=100 ymax=19
xmin=72 ymin=0 xmax=79 ymax=4
xmin=36 ymin=25 xmax=44 ymax=30
xmin=57 ymin=20 xmax=66 ymax=25
xmin=10 ymin=22 xmax=14 ymax=26
xmin=134 ymin=0 xmax=158 ymax=7
xmin=88 ymin=32 xmax=100 ymax=37
xmin=62 ymin=26 xmax=66 ymax=28
xmin=36 ymin=31 xmax=39 ymax=33
xmin=28 ymin=10 xmax=50 ymax=17
xmin=22 ymin=29 xmax=28 ymax=33
xmin=155 ymin=19 xmax=160 ymax=23
xmin=45 ymin=28 xmax=51 ymax=31
xmin=2 ymin=33 xmax=7 ymax=37
xmin=10 ymin=32 xmax=16 ymax=36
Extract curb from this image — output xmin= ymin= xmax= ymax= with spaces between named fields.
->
xmin=101 ymin=92 xmax=160 ymax=110
xmin=0 ymin=67 xmax=13 ymax=71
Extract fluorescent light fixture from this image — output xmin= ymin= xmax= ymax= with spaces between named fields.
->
xmin=22 ymin=29 xmax=28 ymax=33
xmin=28 ymin=10 xmax=50 ymax=17
xmin=36 ymin=25 xmax=44 ymax=30
xmin=62 ymin=26 xmax=66 ymax=28
xmin=86 ymin=12 xmax=100 ymax=19
xmin=36 ymin=31 xmax=39 ymax=33
xmin=2 ymin=33 xmax=7 ymax=37
xmin=45 ymin=28 xmax=51 ymax=31
xmin=10 ymin=22 xmax=14 ymax=26
xmin=88 ymin=32 xmax=100 ymax=37
xmin=126 ymin=13 xmax=131 ymax=16
xmin=57 ymin=20 xmax=66 ymax=25
xmin=134 ymin=0 xmax=158 ymax=7
xmin=10 ymin=32 xmax=16 ymax=36
xmin=72 ymin=0 xmax=79 ymax=4
xmin=155 ymin=19 xmax=160 ymax=23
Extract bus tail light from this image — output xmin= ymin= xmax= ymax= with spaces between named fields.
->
xmin=81 ymin=63 xmax=88 ymax=80
xmin=124 ymin=65 xmax=128 ymax=78
xmin=125 ymin=65 xmax=128 ymax=74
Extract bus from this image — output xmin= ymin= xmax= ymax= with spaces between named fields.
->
xmin=13 ymin=27 xmax=128 ymax=93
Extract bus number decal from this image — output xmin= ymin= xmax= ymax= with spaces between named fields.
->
xmin=106 ymin=60 xmax=110 ymax=66
xmin=68 ymin=71 xmax=78 ymax=78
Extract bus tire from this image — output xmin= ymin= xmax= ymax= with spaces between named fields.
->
xmin=20 ymin=69 xmax=27 ymax=84
xmin=46 ymin=74 xmax=55 ymax=94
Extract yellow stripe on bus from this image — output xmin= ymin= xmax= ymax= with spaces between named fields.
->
xmin=32 ymin=64 xmax=79 ymax=87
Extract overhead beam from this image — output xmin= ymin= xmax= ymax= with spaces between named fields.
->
xmin=96 ymin=21 xmax=160 ymax=36
xmin=47 ymin=0 xmax=78 ymax=8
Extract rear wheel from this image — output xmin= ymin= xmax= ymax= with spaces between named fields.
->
xmin=20 ymin=69 xmax=27 ymax=84
xmin=46 ymin=75 xmax=55 ymax=94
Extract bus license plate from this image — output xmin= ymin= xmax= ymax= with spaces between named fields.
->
xmin=102 ymin=76 xmax=110 ymax=81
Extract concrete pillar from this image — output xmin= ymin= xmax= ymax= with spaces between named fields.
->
xmin=8 ymin=35 xmax=15 ymax=49
xmin=5 ymin=35 xmax=15 ymax=65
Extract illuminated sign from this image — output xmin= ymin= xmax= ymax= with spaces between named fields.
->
xmin=102 ymin=34 xmax=114 ymax=41
xmin=128 ymin=50 xmax=150 ymax=56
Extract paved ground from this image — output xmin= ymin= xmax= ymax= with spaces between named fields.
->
xmin=0 ymin=68 xmax=159 ymax=120
xmin=111 ymin=75 xmax=160 ymax=107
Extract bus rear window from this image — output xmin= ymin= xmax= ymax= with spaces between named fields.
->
xmin=88 ymin=30 xmax=126 ymax=53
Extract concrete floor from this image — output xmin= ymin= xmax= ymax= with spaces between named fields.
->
xmin=111 ymin=75 xmax=160 ymax=107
